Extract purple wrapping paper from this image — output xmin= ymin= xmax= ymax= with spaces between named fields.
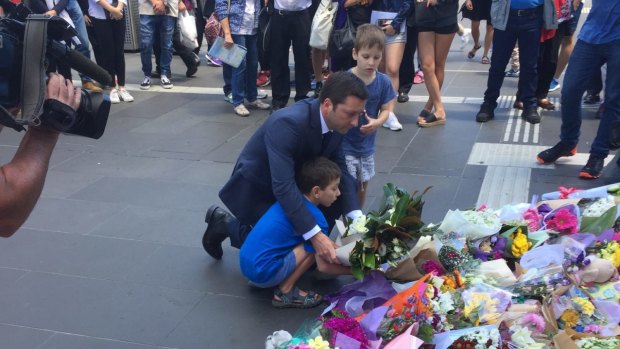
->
xmin=359 ymin=306 xmax=389 ymax=341
xmin=324 ymin=270 xmax=397 ymax=317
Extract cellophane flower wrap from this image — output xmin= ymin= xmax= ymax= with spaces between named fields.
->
xmin=320 ymin=308 xmax=369 ymax=349
xmin=348 ymin=184 xmax=431 ymax=279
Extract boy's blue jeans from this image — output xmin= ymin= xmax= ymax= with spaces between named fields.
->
xmin=140 ymin=15 xmax=176 ymax=77
xmin=560 ymin=39 xmax=620 ymax=158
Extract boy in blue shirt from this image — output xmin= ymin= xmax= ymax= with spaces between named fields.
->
xmin=239 ymin=157 xmax=351 ymax=308
xmin=343 ymin=24 xmax=397 ymax=208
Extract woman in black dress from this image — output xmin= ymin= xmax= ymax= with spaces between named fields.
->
xmin=462 ymin=0 xmax=494 ymax=64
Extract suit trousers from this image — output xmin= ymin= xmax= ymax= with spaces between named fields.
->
xmin=269 ymin=9 xmax=312 ymax=108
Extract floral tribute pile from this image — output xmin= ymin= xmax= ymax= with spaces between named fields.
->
xmin=265 ymin=183 xmax=620 ymax=349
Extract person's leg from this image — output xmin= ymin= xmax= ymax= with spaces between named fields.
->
xmin=222 ymin=64 xmax=232 ymax=96
xmin=65 ymin=0 xmax=95 ymax=83
xmin=384 ymin=42 xmax=406 ymax=100
xmin=554 ymin=2 xmax=584 ymax=80
xmin=139 ymin=15 xmax=157 ymax=77
xmin=316 ymin=253 xmax=351 ymax=275
xmin=470 ymin=20 xmax=481 ymax=51
xmin=590 ymin=40 xmax=620 ymax=158
xmin=244 ymin=34 xmax=260 ymax=103
xmin=291 ymin=12 xmax=312 ymax=101
xmin=269 ymin=13 xmax=291 ymax=108
xmin=398 ymin=26 xmax=416 ymax=97
xmin=159 ymin=15 xmax=177 ymax=78
xmin=537 ymin=35 xmax=562 ymax=106
xmin=514 ymin=12 xmax=542 ymax=112
xmin=559 ymin=40 xmax=605 ymax=148
xmin=92 ymin=18 xmax=116 ymax=87
xmin=111 ymin=16 xmax=127 ymax=87
xmin=276 ymin=245 xmax=316 ymax=295
xmin=483 ymin=26 xmax=517 ymax=107
xmin=311 ymin=48 xmax=327 ymax=97
xmin=231 ymin=34 xmax=247 ymax=107
xmin=194 ymin=0 xmax=206 ymax=54
xmin=482 ymin=23 xmax=494 ymax=60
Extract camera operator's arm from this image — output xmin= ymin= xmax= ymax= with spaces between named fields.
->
xmin=0 ymin=73 xmax=80 ymax=237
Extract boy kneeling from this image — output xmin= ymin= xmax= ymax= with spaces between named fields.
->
xmin=239 ymin=157 xmax=351 ymax=308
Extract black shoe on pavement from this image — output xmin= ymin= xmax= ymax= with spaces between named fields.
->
xmin=583 ymin=93 xmax=601 ymax=104
xmin=185 ymin=53 xmax=201 ymax=77
xmin=475 ymin=103 xmax=495 ymax=123
xmin=521 ymin=108 xmax=541 ymax=124
xmin=397 ymin=91 xmax=409 ymax=103
xmin=202 ymin=205 xmax=231 ymax=260
xmin=536 ymin=141 xmax=577 ymax=164
xmin=579 ymin=155 xmax=605 ymax=179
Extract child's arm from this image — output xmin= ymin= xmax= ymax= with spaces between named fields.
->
xmin=359 ymin=99 xmax=395 ymax=135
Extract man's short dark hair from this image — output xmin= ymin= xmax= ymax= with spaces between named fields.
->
xmin=297 ymin=157 xmax=341 ymax=194
xmin=319 ymin=71 xmax=368 ymax=107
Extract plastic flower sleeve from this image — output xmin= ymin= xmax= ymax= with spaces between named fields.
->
xmin=519 ymin=243 xmax=564 ymax=270
xmin=461 ymin=283 xmax=514 ymax=325
xmin=438 ymin=209 xmax=501 ymax=241
xmin=431 ymin=324 xmax=498 ymax=349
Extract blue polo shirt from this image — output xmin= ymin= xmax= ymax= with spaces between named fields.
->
xmin=239 ymin=199 xmax=328 ymax=284
xmin=578 ymin=0 xmax=620 ymax=44
xmin=510 ymin=0 xmax=543 ymax=10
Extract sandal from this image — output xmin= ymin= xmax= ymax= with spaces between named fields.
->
xmin=418 ymin=112 xmax=446 ymax=128
xmin=272 ymin=286 xmax=323 ymax=309
xmin=417 ymin=109 xmax=433 ymax=124
xmin=467 ymin=44 xmax=481 ymax=59
xmin=481 ymin=56 xmax=490 ymax=64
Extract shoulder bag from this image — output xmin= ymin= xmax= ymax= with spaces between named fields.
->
xmin=328 ymin=13 xmax=355 ymax=61
xmin=309 ymin=0 xmax=338 ymax=50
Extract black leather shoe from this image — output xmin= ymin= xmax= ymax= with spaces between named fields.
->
xmin=521 ymin=109 xmax=541 ymax=124
xmin=397 ymin=91 xmax=409 ymax=103
xmin=475 ymin=103 xmax=495 ymax=123
xmin=185 ymin=53 xmax=201 ymax=77
xmin=202 ymin=205 xmax=230 ymax=260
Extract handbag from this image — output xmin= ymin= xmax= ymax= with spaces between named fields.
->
xmin=309 ymin=0 xmax=338 ymax=50
xmin=204 ymin=12 xmax=222 ymax=47
xmin=328 ymin=14 xmax=355 ymax=61
xmin=178 ymin=11 xmax=199 ymax=50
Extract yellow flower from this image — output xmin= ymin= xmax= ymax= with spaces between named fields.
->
xmin=573 ymin=297 xmax=595 ymax=316
xmin=598 ymin=242 xmax=620 ymax=268
xmin=511 ymin=227 xmax=531 ymax=257
xmin=560 ymin=309 xmax=580 ymax=328
xmin=308 ymin=336 xmax=331 ymax=349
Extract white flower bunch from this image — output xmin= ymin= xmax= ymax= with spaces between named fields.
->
xmin=346 ymin=215 xmax=368 ymax=236
xmin=462 ymin=328 xmax=500 ymax=349
xmin=462 ymin=210 xmax=501 ymax=229
xmin=575 ymin=337 xmax=620 ymax=349
xmin=581 ymin=196 xmax=616 ymax=217
xmin=509 ymin=326 xmax=545 ymax=349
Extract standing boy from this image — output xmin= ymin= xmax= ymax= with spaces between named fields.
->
xmin=239 ymin=157 xmax=351 ymax=308
xmin=343 ymin=24 xmax=396 ymax=208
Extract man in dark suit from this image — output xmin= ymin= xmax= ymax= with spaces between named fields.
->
xmin=202 ymin=72 xmax=368 ymax=264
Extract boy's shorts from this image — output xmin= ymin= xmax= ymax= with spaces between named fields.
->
xmin=249 ymin=251 xmax=297 ymax=288
xmin=345 ymin=154 xmax=375 ymax=183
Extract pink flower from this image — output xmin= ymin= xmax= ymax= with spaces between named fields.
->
xmin=547 ymin=208 xmax=578 ymax=234
xmin=522 ymin=313 xmax=546 ymax=334
xmin=422 ymin=260 xmax=445 ymax=276
xmin=584 ymin=324 xmax=601 ymax=334
xmin=523 ymin=208 xmax=541 ymax=231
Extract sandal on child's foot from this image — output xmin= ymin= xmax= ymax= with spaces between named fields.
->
xmin=468 ymin=44 xmax=481 ymax=59
xmin=481 ymin=56 xmax=490 ymax=64
xmin=419 ymin=113 xmax=446 ymax=128
xmin=272 ymin=286 xmax=322 ymax=309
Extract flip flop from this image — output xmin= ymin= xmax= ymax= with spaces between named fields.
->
xmin=468 ymin=44 xmax=481 ymax=59
xmin=272 ymin=286 xmax=323 ymax=309
xmin=481 ymin=56 xmax=490 ymax=64
xmin=417 ymin=109 xmax=433 ymax=124
xmin=419 ymin=113 xmax=446 ymax=128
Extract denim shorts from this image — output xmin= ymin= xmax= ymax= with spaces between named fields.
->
xmin=249 ymin=251 xmax=297 ymax=288
xmin=345 ymin=154 xmax=376 ymax=183
xmin=385 ymin=29 xmax=407 ymax=45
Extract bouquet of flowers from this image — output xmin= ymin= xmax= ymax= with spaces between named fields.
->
xmin=578 ymin=197 xmax=618 ymax=235
xmin=432 ymin=325 xmax=501 ymax=349
xmin=319 ymin=308 xmax=369 ymax=349
xmin=348 ymin=184 xmax=431 ymax=279
xmin=543 ymin=204 xmax=580 ymax=235
xmin=575 ymin=337 xmax=620 ymax=349
xmin=557 ymin=296 xmax=606 ymax=333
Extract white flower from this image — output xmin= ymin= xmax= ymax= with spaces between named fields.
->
xmin=510 ymin=326 xmax=545 ymax=349
xmin=581 ymin=196 xmax=616 ymax=217
xmin=347 ymin=215 xmax=369 ymax=235
xmin=378 ymin=243 xmax=387 ymax=257
xmin=393 ymin=245 xmax=403 ymax=253
xmin=437 ymin=292 xmax=455 ymax=313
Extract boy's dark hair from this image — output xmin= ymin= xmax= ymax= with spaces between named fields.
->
xmin=297 ymin=157 xmax=341 ymax=194
xmin=354 ymin=23 xmax=385 ymax=52
xmin=319 ymin=71 xmax=368 ymax=107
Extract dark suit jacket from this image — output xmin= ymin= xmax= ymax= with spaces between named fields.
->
xmin=219 ymin=98 xmax=359 ymax=236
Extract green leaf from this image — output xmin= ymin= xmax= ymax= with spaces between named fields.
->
xmin=363 ymin=252 xmax=376 ymax=268
xmin=351 ymin=265 xmax=364 ymax=279
xmin=580 ymin=206 xmax=618 ymax=235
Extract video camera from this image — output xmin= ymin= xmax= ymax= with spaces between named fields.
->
xmin=0 ymin=0 xmax=112 ymax=139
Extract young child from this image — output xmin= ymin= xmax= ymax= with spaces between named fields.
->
xmin=343 ymin=24 xmax=397 ymax=208
xmin=239 ymin=157 xmax=351 ymax=309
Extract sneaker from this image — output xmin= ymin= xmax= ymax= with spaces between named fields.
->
xmin=413 ymin=70 xmax=425 ymax=84
xmin=81 ymin=80 xmax=103 ymax=93
xmin=109 ymin=88 xmax=120 ymax=104
xmin=504 ymin=68 xmax=520 ymax=78
xmin=118 ymin=88 xmax=134 ymax=102
xmin=257 ymin=89 xmax=268 ymax=99
xmin=233 ymin=104 xmax=250 ymax=117
xmin=475 ymin=103 xmax=495 ymax=122
xmin=579 ymin=155 xmax=604 ymax=179
xmin=397 ymin=91 xmax=409 ymax=103
xmin=536 ymin=142 xmax=577 ymax=164
xmin=256 ymin=70 xmax=271 ymax=87
xmin=382 ymin=112 xmax=403 ymax=131
xmin=205 ymin=54 xmax=223 ymax=67
xmin=160 ymin=75 xmax=173 ymax=89
xmin=224 ymin=93 xmax=233 ymax=104
xmin=247 ymin=99 xmax=271 ymax=110
xmin=459 ymin=28 xmax=471 ymax=50
xmin=583 ymin=92 xmax=601 ymax=104
xmin=548 ymin=78 xmax=560 ymax=92
xmin=313 ymin=81 xmax=323 ymax=99
xmin=140 ymin=76 xmax=151 ymax=90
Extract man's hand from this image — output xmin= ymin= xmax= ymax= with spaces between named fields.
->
xmin=178 ymin=0 xmax=186 ymax=12
xmin=224 ymin=32 xmax=234 ymax=48
xmin=44 ymin=9 xmax=58 ymax=16
xmin=310 ymin=233 xmax=341 ymax=264
xmin=382 ymin=24 xmax=395 ymax=36
xmin=47 ymin=73 xmax=81 ymax=111
xmin=152 ymin=0 xmax=165 ymax=14
xmin=465 ymin=0 xmax=473 ymax=10
xmin=84 ymin=14 xmax=92 ymax=26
